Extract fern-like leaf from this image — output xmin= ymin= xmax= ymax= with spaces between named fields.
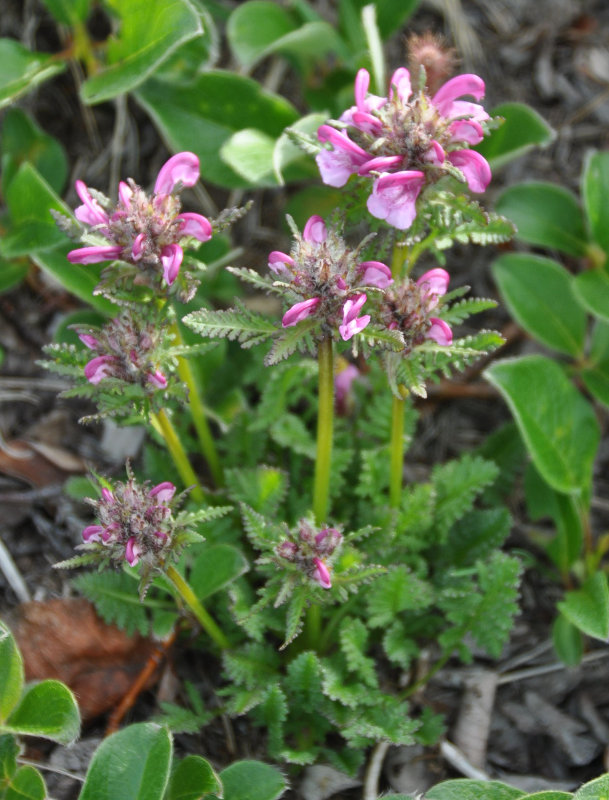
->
xmin=432 ymin=454 xmax=499 ymax=539
xmin=339 ymin=618 xmax=377 ymax=688
xmin=72 ymin=571 xmax=152 ymax=635
xmin=183 ymin=301 xmax=277 ymax=347
xmin=280 ymin=586 xmax=307 ymax=649
xmin=264 ymin=318 xmax=318 ymax=365
xmin=366 ymin=567 xmax=434 ymax=628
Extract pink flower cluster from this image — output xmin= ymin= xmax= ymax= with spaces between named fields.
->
xmin=381 ymin=267 xmax=453 ymax=348
xmin=68 ymin=153 xmax=212 ymax=287
xmin=276 ymin=520 xmax=343 ymax=589
xmin=83 ymin=479 xmax=176 ymax=567
xmin=269 ymin=215 xmax=392 ymax=341
xmin=316 ymin=68 xmax=491 ymax=229
xmin=75 ymin=310 xmax=168 ymax=391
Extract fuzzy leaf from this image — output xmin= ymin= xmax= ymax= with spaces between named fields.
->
xmin=280 ymin=588 xmax=308 ymax=649
xmin=72 ymin=571 xmax=151 ymax=636
xmin=223 ymin=644 xmax=281 ymax=691
xmin=219 ymin=761 xmax=287 ymax=800
xmin=432 ymin=455 xmax=499 ymax=539
xmin=339 ymin=618 xmax=377 ymax=688
xmin=225 ymin=466 xmax=288 ymax=516
xmin=284 ymin=651 xmax=323 ymax=708
xmin=183 ymin=302 xmax=277 ymax=347
xmin=366 ymin=567 xmax=433 ymax=628
xmin=382 ymin=621 xmax=419 ymax=668
xmin=264 ymin=318 xmax=318 ymax=365
xmin=258 ymin=685 xmax=287 ymax=756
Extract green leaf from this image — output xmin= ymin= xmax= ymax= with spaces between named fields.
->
xmin=40 ymin=0 xmax=89 ymax=25
xmin=220 ymin=129 xmax=277 ymax=186
xmin=426 ymin=779 xmax=525 ymax=800
xmin=1 ymin=108 xmax=68 ymax=195
xmin=0 ymin=259 xmax=28 ymax=294
xmin=0 ymin=39 xmax=66 ymax=109
xmin=573 ymin=269 xmax=609 ymax=323
xmin=273 ymin=112 xmax=327 ymax=185
xmin=583 ymin=150 xmax=609 ymax=258
xmin=135 ymin=71 xmax=298 ymax=189
xmin=552 ymin=612 xmax=584 ymax=667
xmin=5 ymin=764 xmax=46 ymax=800
xmin=80 ymin=0 xmax=203 ymax=104
xmin=485 ymin=355 xmax=600 ymax=494
xmin=219 ymin=761 xmax=286 ymax=800
xmin=0 ymin=623 xmax=24 ymax=723
xmin=227 ymin=2 xmax=295 ymax=68
xmin=492 ymin=253 xmax=586 ymax=356
xmin=79 ymin=723 xmax=172 ymax=800
xmin=183 ymin=302 xmax=277 ymax=346
xmin=189 ymin=544 xmax=249 ymax=601
xmin=339 ymin=0 xmax=419 ymax=42
xmin=476 ymin=102 xmax=555 ymax=170
xmin=3 ymin=680 xmax=79 ymax=745
xmin=167 ymin=755 xmax=221 ymax=800
xmin=72 ymin=571 xmax=151 ymax=636
xmin=558 ymin=572 xmax=609 ymax=641
xmin=581 ymin=321 xmax=609 ymax=408
xmin=0 ymin=734 xmax=19 ymax=783
xmin=574 ymin=773 xmax=609 ymax=799
xmin=495 ymin=182 xmax=588 ymax=257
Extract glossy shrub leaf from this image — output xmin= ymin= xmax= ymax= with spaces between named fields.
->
xmin=476 ymin=102 xmax=555 ymax=169
xmin=495 ymin=182 xmax=588 ymax=257
xmin=426 ymin=779 xmax=524 ymax=800
xmin=227 ymin=2 xmax=295 ymax=69
xmin=1 ymin=162 xmax=70 ymax=258
xmin=3 ymin=680 xmax=80 ymax=745
xmin=167 ymin=755 xmax=221 ymax=800
xmin=273 ymin=112 xmax=326 ymax=185
xmin=40 ymin=0 xmax=90 ymax=25
xmin=79 ymin=723 xmax=172 ymax=800
xmin=485 ymin=355 xmax=600 ymax=494
xmin=31 ymin=245 xmax=118 ymax=316
xmin=573 ymin=269 xmax=609 ymax=323
xmin=154 ymin=4 xmax=219 ymax=81
xmin=135 ymin=71 xmax=298 ymax=189
xmin=5 ymin=764 xmax=46 ymax=800
xmin=575 ymin=774 xmax=609 ymax=799
xmin=0 ymin=734 xmax=19 ymax=784
xmin=219 ymin=760 xmax=286 ymax=800
xmin=0 ymin=623 xmax=24 ymax=722
xmin=558 ymin=572 xmax=609 ymax=641
xmin=582 ymin=150 xmax=609 ymax=258
xmin=552 ymin=612 xmax=584 ymax=667
xmin=80 ymin=0 xmax=202 ymax=104
xmin=0 ymin=39 xmax=66 ymax=109
xmin=581 ymin=321 xmax=609 ymax=408
xmin=220 ymin=129 xmax=277 ymax=186
xmin=190 ymin=544 xmax=249 ymax=601
xmin=1 ymin=108 xmax=68 ymax=195
xmin=492 ymin=253 xmax=586 ymax=357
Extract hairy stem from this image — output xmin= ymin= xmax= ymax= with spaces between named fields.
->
xmin=165 ymin=565 xmax=230 ymax=650
xmin=150 ymin=409 xmax=205 ymax=504
xmin=313 ymin=336 xmax=334 ymax=524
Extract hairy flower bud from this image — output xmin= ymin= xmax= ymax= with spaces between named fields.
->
xmin=275 ymin=519 xmax=343 ymax=589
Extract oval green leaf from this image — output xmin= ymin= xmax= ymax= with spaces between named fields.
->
xmin=552 ymin=613 xmax=583 ymax=667
xmin=219 ymin=760 xmax=286 ymax=800
xmin=80 ymin=0 xmax=202 ymax=105
xmin=1 ymin=108 xmax=68 ymax=195
xmin=476 ymin=102 xmax=555 ymax=169
xmin=0 ymin=623 xmax=24 ymax=723
xmin=426 ymin=779 xmax=525 ymax=800
xmin=5 ymin=764 xmax=46 ymax=800
xmin=227 ymin=2 xmax=295 ymax=69
xmin=485 ymin=355 xmax=600 ymax=494
xmin=4 ymin=680 xmax=80 ymax=745
xmin=0 ymin=39 xmax=66 ymax=109
xmin=581 ymin=320 xmax=609 ymax=408
xmin=495 ymin=182 xmax=588 ymax=257
xmin=135 ymin=71 xmax=298 ymax=189
xmin=583 ymin=150 xmax=609 ymax=258
xmin=220 ymin=129 xmax=277 ymax=187
xmin=190 ymin=544 xmax=249 ymax=601
xmin=79 ymin=723 xmax=172 ymax=800
xmin=573 ymin=269 xmax=609 ymax=323
xmin=574 ymin=773 xmax=609 ymax=799
xmin=492 ymin=253 xmax=586 ymax=357
xmin=40 ymin=0 xmax=90 ymax=25
xmin=558 ymin=572 xmax=609 ymax=641
xmin=167 ymin=755 xmax=221 ymax=800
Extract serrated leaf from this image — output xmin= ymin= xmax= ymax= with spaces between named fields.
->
xmin=432 ymin=455 xmax=499 ymax=538
xmin=271 ymin=413 xmax=316 ymax=459
xmin=339 ymin=618 xmax=377 ymax=687
xmin=72 ymin=571 xmax=150 ymax=636
xmin=3 ymin=681 xmax=80 ymax=745
xmin=366 ymin=567 xmax=433 ymax=628
xmin=280 ymin=589 xmax=307 ymax=649
xmin=264 ymin=318 xmax=318 ymax=365
xmin=183 ymin=302 xmax=277 ymax=346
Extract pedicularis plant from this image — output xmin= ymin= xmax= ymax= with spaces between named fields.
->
xmin=5 ymin=1 xmax=607 ymax=798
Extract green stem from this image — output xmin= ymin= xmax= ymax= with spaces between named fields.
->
xmin=406 ymin=232 xmax=437 ymax=272
xmin=390 ymin=241 xmax=407 ymax=281
xmin=389 ymin=394 xmax=405 ymax=508
xmin=150 ymin=409 xmax=205 ymax=505
xmin=165 ymin=564 xmax=230 ymax=650
xmin=171 ymin=323 xmax=223 ymax=487
xmin=313 ymin=336 xmax=334 ymax=525
xmin=399 ymin=650 xmax=452 ymax=700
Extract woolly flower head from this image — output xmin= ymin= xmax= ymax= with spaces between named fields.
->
xmin=275 ymin=519 xmax=343 ymax=589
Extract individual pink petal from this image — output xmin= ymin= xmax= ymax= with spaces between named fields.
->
xmin=441 ymin=100 xmax=489 ymax=123
xmin=303 ymin=215 xmax=327 ymax=243
xmin=359 ymin=260 xmax=393 ymax=288
xmin=423 ymin=140 xmax=445 ymax=165
xmin=147 ymin=370 xmax=168 ymax=389
xmin=268 ymin=251 xmax=294 ymax=275
xmin=389 ymin=67 xmax=412 ymax=102
xmin=131 ymin=232 xmax=145 ymax=261
xmin=354 ymin=68 xmax=370 ymax=110
xmin=282 ymin=297 xmax=321 ymax=328
xmin=449 ymin=119 xmax=484 ymax=145
xmin=84 ymin=355 xmax=117 ymax=384
xmin=351 ymin=110 xmax=383 ymax=134
xmin=153 ymin=531 xmax=169 ymax=543
xmin=340 ymin=69 xmax=385 ymax=125
xmin=82 ymin=525 xmax=104 ymax=542
xmin=315 ymin=527 xmax=342 ymax=554
xmin=176 ymin=212 xmax=212 ymax=242
xmin=312 ymin=557 xmax=332 ymax=589
xmin=101 ymin=488 xmax=114 ymax=503
xmin=149 ymin=481 xmax=176 ymax=504
xmin=101 ymin=522 xmax=119 ymax=543
xmin=78 ymin=333 xmax=99 ymax=350
xmin=125 ymin=537 xmax=142 ymax=567
xmin=358 ymin=155 xmax=403 ymax=175
xmin=427 ymin=318 xmax=453 ymax=346
xmin=432 ymin=74 xmax=486 ymax=115
xmin=336 ymin=276 xmax=347 ymax=290
xmin=160 ymin=244 xmax=183 ymax=285
xmin=118 ymin=181 xmax=133 ymax=209
xmin=366 ymin=171 xmax=425 ymax=230
xmin=316 ymin=125 xmax=370 ymax=187
xmin=67 ymin=245 xmax=123 ymax=264
xmin=277 ymin=540 xmax=299 ymax=560
xmin=417 ymin=268 xmax=450 ymax=301
xmin=447 ymin=149 xmax=491 ymax=193
xmin=74 ymin=180 xmax=109 ymax=227
xmin=339 ymin=293 xmax=370 ymax=341
xmin=154 ymin=152 xmax=200 ymax=195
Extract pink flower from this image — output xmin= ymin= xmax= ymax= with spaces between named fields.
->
xmin=303 ymin=215 xmax=327 ymax=243
xmin=367 ymin=171 xmax=426 ymax=230
xmin=359 ymin=260 xmax=393 ymax=288
xmin=82 ymin=525 xmax=104 ymax=542
xmin=339 ymin=294 xmax=370 ymax=341
xmin=149 ymin=481 xmax=176 ymax=504
xmin=316 ymin=126 xmax=370 ymax=188
xmin=427 ymin=318 xmax=453 ymax=346
xmin=67 ymin=245 xmax=123 ymax=265
xmin=154 ymin=152 xmax=201 ymax=195
xmin=84 ymin=355 xmax=118 ymax=384
xmin=147 ymin=370 xmax=168 ymax=389
xmin=282 ymin=298 xmax=321 ymax=328
xmin=416 ymin=268 xmax=450 ymax=307
xmin=125 ymin=537 xmax=142 ymax=567
xmin=268 ymin=251 xmax=294 ymax=275
xmin=312 ymin=557 xmax=332 ymax=589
